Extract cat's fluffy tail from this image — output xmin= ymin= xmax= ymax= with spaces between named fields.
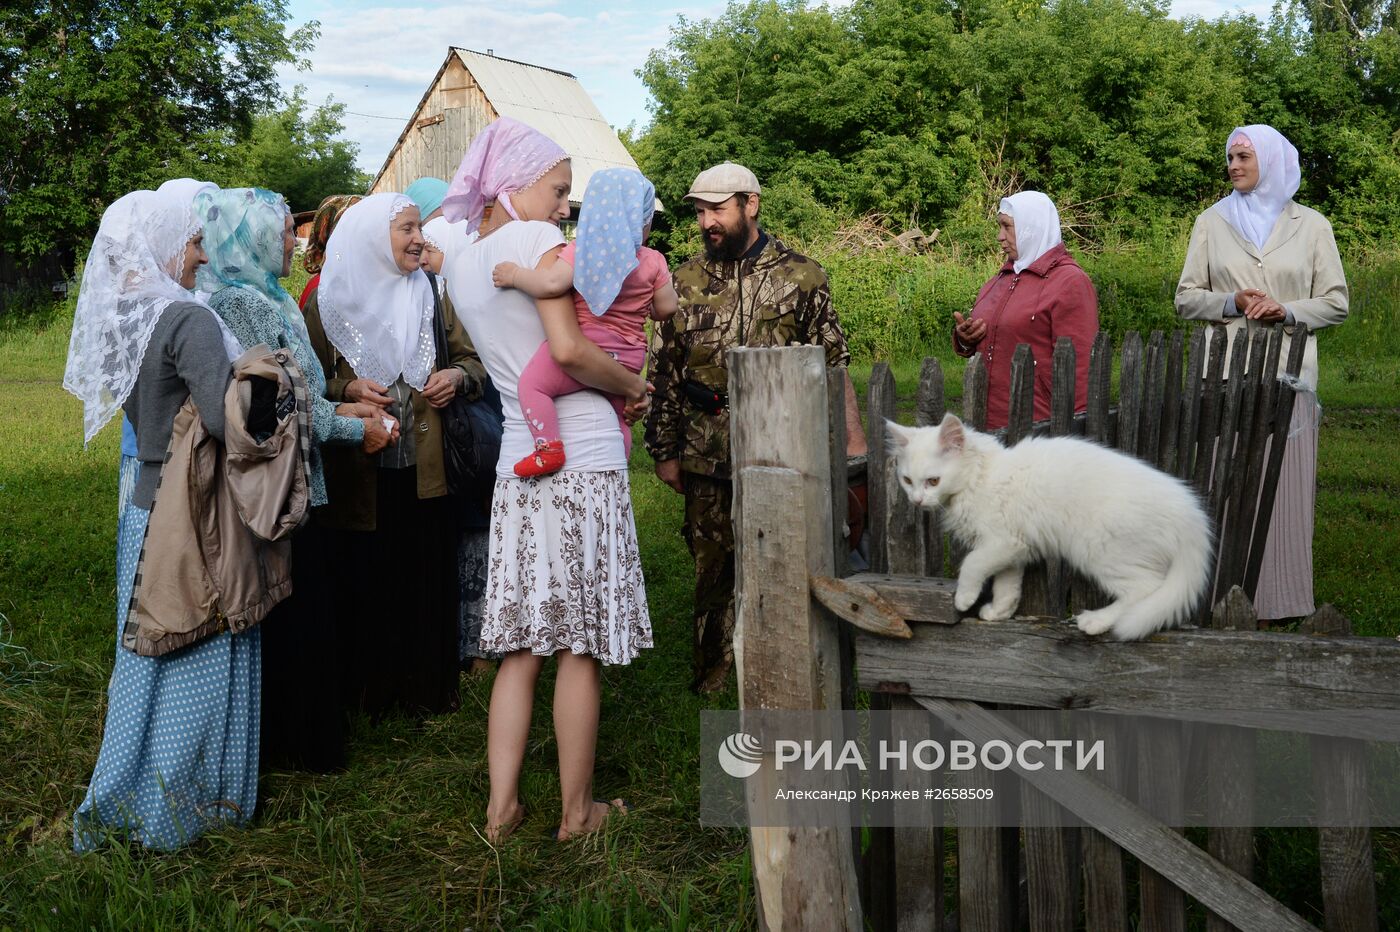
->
xmin=1109 ymin=536 xmax=1214 ymax=641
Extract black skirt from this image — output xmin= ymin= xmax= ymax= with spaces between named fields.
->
xmin=338 ymin=467 xmax=460 ymax=720
xmin=260 ymin=521 xmax=346 ymax=773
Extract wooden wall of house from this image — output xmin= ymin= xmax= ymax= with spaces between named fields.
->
xmin=372 ymin=55 xmax=498 ymax=194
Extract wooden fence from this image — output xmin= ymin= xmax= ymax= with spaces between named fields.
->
xmin=728 ymin=326 xmax=1400 ymax=931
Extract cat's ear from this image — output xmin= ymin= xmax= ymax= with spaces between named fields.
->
xmin=885 ymin=420 xmax=912 ymax=448
xmin=938 ymin=413 xmax=966 ymax=454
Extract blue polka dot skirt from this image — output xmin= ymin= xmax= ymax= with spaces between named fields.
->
xmin=74 ymin=473 xmax=262 ymax=852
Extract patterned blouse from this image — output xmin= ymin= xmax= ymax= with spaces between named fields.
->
xmin=209 ymin=286 xmax=363 ymax=507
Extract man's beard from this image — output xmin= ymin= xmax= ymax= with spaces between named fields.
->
xmin=702 ymin=218 xmax=754 ymax=261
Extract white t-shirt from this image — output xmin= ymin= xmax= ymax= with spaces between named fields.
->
xmin=440 ymin=220 xmax=628 ymax=477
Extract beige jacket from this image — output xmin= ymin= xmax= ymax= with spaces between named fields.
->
xmin=123 ymin=345 xmax=312 ymax=657
xmin=1176 ymin=201 xmax=1348 ymax=391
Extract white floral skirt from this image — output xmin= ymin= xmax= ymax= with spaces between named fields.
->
xmin=480 ymin=470 xmax=652 ymax=666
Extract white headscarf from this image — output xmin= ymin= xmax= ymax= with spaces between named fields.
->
xmin=1214 ymin=124 xmax=1301 ymax=251
xmin=64 ymin=187 xmax=207 ymax=444
xmin=317 ymin=192 xmax=436 ymax=391
xmin=158 ymin=176 xmax=244 ymax=359
xmin=998 ymin=191 xmax=1063 ymax=274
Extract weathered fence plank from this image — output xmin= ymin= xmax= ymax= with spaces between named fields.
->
xmin=853 ymin=614 xmax=1400 ymax=740
xmin=1138 ymin=717 xmax=1187 ymax=931
xmin=1177 ymin=328 xmax=1207 ymax=482
xmin=1081 ymin=712 xmax=1129 ymax=931
xmin=1206 ymin=588 xmax=1260 ymax=932
xmin=1302 ymin=604 xmax=1378 ymax=932
xmin=1118 ymin=331 xmax=1144 ymax=457
xmin=892 ymin=695 xmax=945 ymax=932
xmin=1140 ymin=330 xmax=1167 ymax=468
xmin=963 ymin=353 xmax=988 ymax=431
xmin=1191 ymin=327 xmax=1229 ymax=496
xmin=867 ymin=362 xmax=897 ymax=577
xmin=1161 ymin=330 xmax=1184 ymax=474
xmin=1007 ymin=343 xmax=1035 ymax=446
xmin=736 ymin=466 xmax=862 ymax=931
xmin=1086 ymin=332 xmax=1112 ymax=445
xmin=915 ymin=358 xmax=946 ymax=578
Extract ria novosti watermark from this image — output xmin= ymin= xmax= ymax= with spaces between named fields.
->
xmin=700 ymin=710 xmax=1400 ymax=829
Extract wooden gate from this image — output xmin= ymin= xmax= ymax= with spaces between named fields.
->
xmin=728 ymin=326 xmax=1399 ymax=931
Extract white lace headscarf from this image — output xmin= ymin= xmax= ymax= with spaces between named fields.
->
xmin=1214 ymin=125 xmax=1301 ymax=251
xmin=64 ymin=187 xmax=208 ymax=444
xmin=317 ymin=192 xmax=436 ymax=391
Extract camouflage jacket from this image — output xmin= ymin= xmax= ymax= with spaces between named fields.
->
xmin=644 ymin=234 xmax=851 ymax=479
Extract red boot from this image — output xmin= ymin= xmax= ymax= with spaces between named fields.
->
xmin=514 ymin=439 xmax=566 ymax=478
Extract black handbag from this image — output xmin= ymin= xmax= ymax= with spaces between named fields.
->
xmin=428 ymin=271 xmax=503 ymax=502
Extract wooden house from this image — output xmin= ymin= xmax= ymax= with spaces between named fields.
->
xmin=370 ymin=48 xmax=654 ymax=219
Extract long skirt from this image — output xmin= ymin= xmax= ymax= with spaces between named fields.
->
xmin=74 ymin=496 xmax=261 ymax=852
xmin=480 ymin=470 xmax=652 ymax=666
xmin=338 ymin=467 xmax=459 ymax=718
xmin=259 ymin=522 xmax=346 ymax=772
xmin=1253 ymin=391 xmax=1320 ymax=620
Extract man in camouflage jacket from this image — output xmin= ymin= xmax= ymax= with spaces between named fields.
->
xmin=644 ymin=162 xmax=868 ymax=693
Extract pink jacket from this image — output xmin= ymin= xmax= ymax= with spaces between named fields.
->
xmin=954 ymin=243 xmax=1099 ymax=430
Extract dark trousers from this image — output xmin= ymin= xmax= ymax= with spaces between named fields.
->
xmin=683 ymin=472 xmax=735 ymax=689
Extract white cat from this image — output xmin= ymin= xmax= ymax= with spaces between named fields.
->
xmin=887 ymin=413 xmax=1212 ymax=641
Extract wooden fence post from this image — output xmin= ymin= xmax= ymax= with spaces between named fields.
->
xmin=731 ymin=346 xmax=862 ymax=930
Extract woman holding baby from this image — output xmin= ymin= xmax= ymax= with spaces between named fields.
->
xmin=433 ymin=117 xmax=654 ymax=842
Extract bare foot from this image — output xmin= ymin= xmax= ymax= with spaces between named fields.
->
xmin=554 ymin=798 xmax=628 ymax=841
xmin=485 ymin=802 xmax=526 ymax=844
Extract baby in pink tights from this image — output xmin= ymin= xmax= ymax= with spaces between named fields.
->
xmin=492 ymin=168 xmax=677 ymax=477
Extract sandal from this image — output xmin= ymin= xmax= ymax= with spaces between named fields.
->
xmin=485 ymin=803 xmax=527 ymax=845
xmin=551 ymin=798 xmax=629 ymax=841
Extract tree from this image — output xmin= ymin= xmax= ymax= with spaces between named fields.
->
xmin=0 ymin=0 xmax=315 ymax=268
xmin=223 ymin=89 xmax=370 ymax=213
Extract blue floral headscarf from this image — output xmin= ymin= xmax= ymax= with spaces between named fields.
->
xmin=573 ymin=168 xmax=657 ymax=317
xmin=194 ymin=187 xmax=311 ymax=358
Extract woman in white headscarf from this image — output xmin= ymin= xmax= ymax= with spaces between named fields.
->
xmin=1176 ymin=124 xmax=1348 ymax=621
xmin=67 ymin=187 xmax=261 ymax=852
xmin=951 ymin=190 xmax=1099 ymax=430
xmin=302 ymin=191 xmax=481 ymax=719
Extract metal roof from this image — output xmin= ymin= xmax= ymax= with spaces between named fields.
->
xmin=449 ymin=49 xmax=659 ymax=210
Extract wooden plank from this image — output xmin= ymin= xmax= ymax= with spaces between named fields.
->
xmin=1007 ymin=343 xmax=1036 ymax=446
xmin=1302 ymin=605 xmax=1379 ymax=932
xmin=842 ymin=572 xmax=959 ymax=625
xmin=892 ymin=696 xmax=945 ymax=932
xmin=957 ymin=760 xmax=1020 ymax=932
xmin=736 ymin=466 xmax=862 ymax=931
xmin=1192 ymin=327 xmax=1229 ymax=497
xmin=963 ymin=353 xmax=989 ymax=431
xmin=915 ymin=358 xmax=946 ymax=578
xmin=853 ymin=612 xmax=1400 ymax=740
xmin=809 ymin=575 xmax=913 ymax=639
xmin=1178 ymin=328 xmax=1207 ymax=482
xmin=867 ymin=362 xmax=897 ymax=576
xmin=1139 ymin=330 xmax=1167 ymax=469
xmin=1118 ymin=331 xmax=1144 ymax=457
xmin=1203 ymin=339 xmax=1250 ymax=617
xmin=1024 ymin=728 xmax=1081 ymax=931
xmin=1139 ymin=716 xmax=1187 ymax=932
xmin=1086 ymin=332 xmax=1112 ymax=446
xmin=1081 ymin=713 xmax=1129 ymax=931
xmin=1206 ymin=588 xmax=1260 ymax=932
xmin=914 ymin=697 xmax=1319 ymax=932
xmin=1036 ymin=338 xmax=1077 ymax=615
xmin=1161 ymin=330 xmax=1184 ymax=474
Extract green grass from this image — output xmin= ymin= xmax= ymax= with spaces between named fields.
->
xmin=1 ymin=269 xmax=1397 ymax=927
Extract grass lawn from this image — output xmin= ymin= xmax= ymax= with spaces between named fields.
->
xmin=0 ymin=295 xmax=1396 ymax=928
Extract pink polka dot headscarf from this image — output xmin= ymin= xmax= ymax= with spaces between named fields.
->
xmin=441 ymin=116 xmax=569 ymax=233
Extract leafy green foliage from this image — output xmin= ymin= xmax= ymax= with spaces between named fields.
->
xmin=636 ymin=0 xmax=1400 ymax=253
xmin=0 ymin=0 xmax=317 ymax=266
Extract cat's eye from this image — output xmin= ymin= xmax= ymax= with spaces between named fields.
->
xmin=925 ymin=478 xmax=940 ymax=488
xmin=901 ymin=476 xmax=912 ymax=485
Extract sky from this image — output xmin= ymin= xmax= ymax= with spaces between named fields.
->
xmin=281 ymin=0 xmax=1276 ymax=177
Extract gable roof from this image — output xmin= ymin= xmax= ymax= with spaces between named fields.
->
xmin=373 ymin=48 xmax=656 ymax=210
